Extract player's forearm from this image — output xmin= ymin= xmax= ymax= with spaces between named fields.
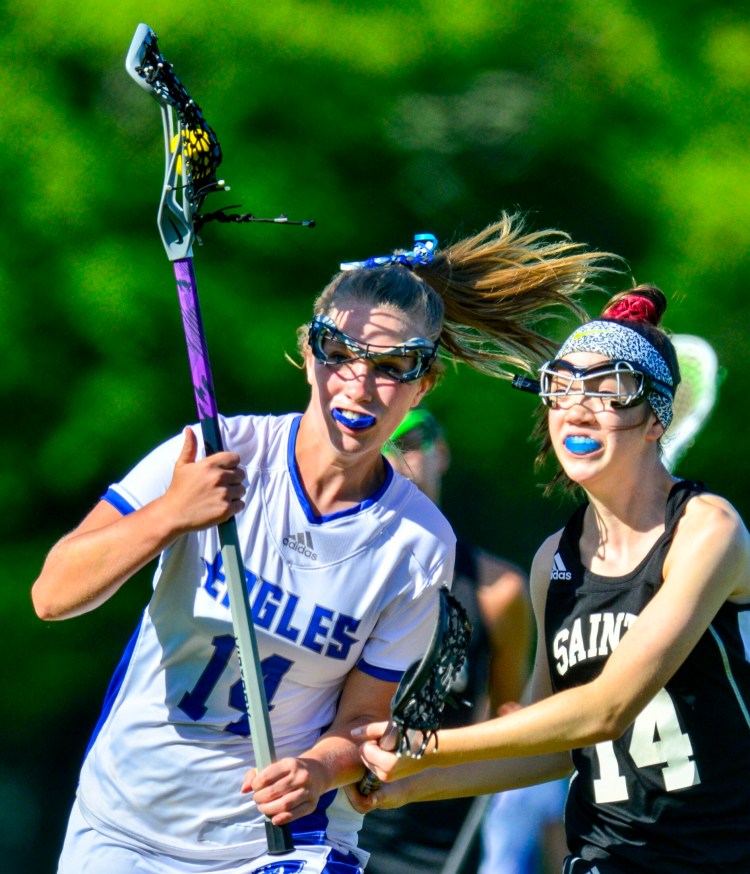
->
xmin=305 ymin=728 xmax=368 ymax=790
xmin=437 ymin=705 xmax=574 ymax=766
xmin=428 ymin=676 xmax=633 ymax=769
xmin=393 ymin=752 xmax=570 ymax=805
xmin=32 ymin=499 xmax=180 ymax=620
xmin=360 ymin=679 xmax=614 ymax=789
xmin=247 ymin=728 xmax=371 ymax=828
xmin=312 ymin=667 xmax=398 ymax=789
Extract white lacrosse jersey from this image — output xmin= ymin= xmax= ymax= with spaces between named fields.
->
xmin=75 ymin=413 xmax=455 ymax=863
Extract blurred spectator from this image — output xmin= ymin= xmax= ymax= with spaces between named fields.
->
xmin=359 ymin=408 xmax=533 ymax=874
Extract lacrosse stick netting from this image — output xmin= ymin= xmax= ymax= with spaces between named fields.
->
xmin=126 ymin=23 xmax=294 ymax=854
xmin=359 ymin=587 xmax=472 ymax=795
xmin=661 ymin=335 xmax=719 ymax=472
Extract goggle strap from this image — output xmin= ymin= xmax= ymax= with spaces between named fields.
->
xmin=511 ymin=375 xmax=541 ymax=395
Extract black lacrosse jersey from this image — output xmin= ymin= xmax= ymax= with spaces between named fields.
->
xmin=546 ymin=481 xmax=750 ymax=873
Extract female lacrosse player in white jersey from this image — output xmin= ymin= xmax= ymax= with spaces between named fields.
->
xmin=33 ymin=214 xmax=607 ymax=874
xmin=354 ymin=286 xmax=750 ymax=874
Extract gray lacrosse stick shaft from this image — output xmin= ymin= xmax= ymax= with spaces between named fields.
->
xmin=438 ymin=794 xmax=492 ymax=874
xmin=174 ymin=257 xmax=293 ymax=854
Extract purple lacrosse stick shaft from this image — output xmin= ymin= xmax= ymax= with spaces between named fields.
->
xmin=173 ymin=258 xmax=224 ymax=451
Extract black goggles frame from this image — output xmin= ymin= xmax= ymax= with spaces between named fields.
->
xmin=308 ymin=315 xmax=438 ymax=383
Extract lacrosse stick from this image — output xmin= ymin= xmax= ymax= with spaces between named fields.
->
xmin=438 ymin=793 xmax=492 ymax=874
xmin=661 ymin=334 xmax=720 ymax=472
xmin=359 ymin=586 xmax=472 ymax=796
xmin=125 ymin=23 xmax=311 ymax=854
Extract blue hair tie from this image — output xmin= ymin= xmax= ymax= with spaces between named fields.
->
xmin=340 ymin=233 xmax=438 ymax=271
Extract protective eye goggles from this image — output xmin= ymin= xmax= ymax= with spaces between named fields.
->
xmin=535 ymin=359 xmax=671 ymax=410
xmin=308 ymin=315 xmax=438 ymax=383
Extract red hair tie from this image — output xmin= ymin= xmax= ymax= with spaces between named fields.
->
xmin=604 ymin=294 xmax=658 ymax=325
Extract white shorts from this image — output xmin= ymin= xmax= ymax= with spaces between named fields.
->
xmin=58 ymin=799 xmax=363 ymax=874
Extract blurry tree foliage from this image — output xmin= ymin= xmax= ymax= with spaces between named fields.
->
xmin=2 ymin=1 xmax=749 ymax=869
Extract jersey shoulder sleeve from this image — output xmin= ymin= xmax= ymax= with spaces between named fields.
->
xmin=104 ymin=413 xmax=289 ymax=514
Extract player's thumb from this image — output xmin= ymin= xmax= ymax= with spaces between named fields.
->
xmin=351 ymin=721 xmax=389 ymax=742
xmin=176 ymin=427 xmax=198 ymax=467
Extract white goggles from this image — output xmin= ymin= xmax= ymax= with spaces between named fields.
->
xmin=538 ymin=359 xmax=652 ymax=410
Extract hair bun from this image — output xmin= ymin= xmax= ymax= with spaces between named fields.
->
xmin=601 ymin=284 xmax=666 ymax=327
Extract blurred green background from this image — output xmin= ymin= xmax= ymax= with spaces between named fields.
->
xmin=3 ymin=1 xmax=750 ymax=870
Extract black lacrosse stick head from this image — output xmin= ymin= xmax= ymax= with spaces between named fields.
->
xmin=390 ymin=586 xmax=472 ymax=758
xmin=126 ymin=22 xmax=315 ymax=256
xmin=127 ymin=24 xmax=222 ymax=190
xmin=126 ymin=23 xmax=224 ymax=259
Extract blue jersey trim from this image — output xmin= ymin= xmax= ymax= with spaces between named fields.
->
xmin=290 ymin=786 xmax=336 ymax=844
xmin=83 ymin=616 xmax=144 ymax=759
xmin=357 ymin=659 xmax=404 ymax=683
xmin=291 ymin=789 xmax=366 ymax=869
xmin=287 ymin=415 xmax=393 ymax=525
xmin=102 ymin=487 xmax=135 ymax=516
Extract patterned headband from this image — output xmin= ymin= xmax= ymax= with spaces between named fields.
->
xmin=556 ymin=320 xmax=675 ymax=429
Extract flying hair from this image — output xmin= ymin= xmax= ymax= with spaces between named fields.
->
xmin=296 ymin=212 xmax=620 ymax=379
xmin=417 ymin=214 xmax=618 ymax=375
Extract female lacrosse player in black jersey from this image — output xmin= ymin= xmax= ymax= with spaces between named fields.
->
xmin=354 ymin=286 xmax=750 ymax=874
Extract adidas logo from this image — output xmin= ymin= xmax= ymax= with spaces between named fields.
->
xmin=282 ymin=530 xmax=318 ymax=560
xmin=551 ymin=554 xmax=572 ymax=580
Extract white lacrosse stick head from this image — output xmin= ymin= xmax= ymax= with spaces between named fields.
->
xmin=661 ymin=335 xmax=719 ymax=472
